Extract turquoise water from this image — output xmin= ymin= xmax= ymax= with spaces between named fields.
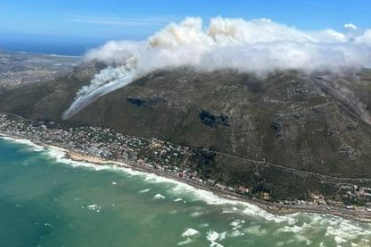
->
xmin=0 ymin=137 xmax=371 ymax=247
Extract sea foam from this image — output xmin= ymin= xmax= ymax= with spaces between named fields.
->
xmin=3 ymin=136 xmax=371 ymax=246
xmin=181 ymin=228 xmax=199 ymax=237
xmin=206 ymin=231 xmax=226 ymax=247
xmin=0 ymin=136 xmax=44 ymax=152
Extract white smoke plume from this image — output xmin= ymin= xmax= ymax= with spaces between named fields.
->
xmin=63 ymin=66 xmax=136 ymax=119
xmin=63 ymin=17 xmax=371 ymax=119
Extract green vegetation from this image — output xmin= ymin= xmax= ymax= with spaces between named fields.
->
xmin=1 ymin=67 xmax=371 ymax=201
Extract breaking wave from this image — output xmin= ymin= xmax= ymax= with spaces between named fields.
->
xmin=2 ymin=136 xmax=371 ymax=246
xmin=0 ymin=135 xmax=45 ymax=152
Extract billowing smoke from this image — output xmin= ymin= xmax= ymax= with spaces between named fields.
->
xmin=63 ymin=17 xmax=371 ymax=119
xmin=63 ymin=66 xmax=136 ymax=119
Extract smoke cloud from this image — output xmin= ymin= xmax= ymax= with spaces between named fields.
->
xmin=64 ymin=17 xmax=371 ymax=118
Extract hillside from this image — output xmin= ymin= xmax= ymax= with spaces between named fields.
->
xmin=0 ymin=62 xmax=104 ymax=121
xmin=1 ymin=66 xmax=371 ymax=200
xmin=70 ymin=69 xmax=371 ymax=176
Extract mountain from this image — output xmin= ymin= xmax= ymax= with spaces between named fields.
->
xmin=1 ymin=65 xmax=371 ymax=200
xmin=0 ymin=62 xmax=104 ymax=121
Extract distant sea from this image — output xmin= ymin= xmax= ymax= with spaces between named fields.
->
xmin=0 ymin=137 xmax=371 ymax=247
xmin=0 ymin=40 xmax=102 ymax=56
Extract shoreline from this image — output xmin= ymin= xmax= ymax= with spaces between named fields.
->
xmin=1 ymin=132 xmax=371 ymax=223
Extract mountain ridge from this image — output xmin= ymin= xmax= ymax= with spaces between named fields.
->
xmin=1 ymin=65 xmax=371 ymax=200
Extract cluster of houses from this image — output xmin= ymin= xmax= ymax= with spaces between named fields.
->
xmin=3 ymin=113 xmax=371 ymax=211
xmin=0 ymin=113 xmax=265 ymax=200
xmin=339 ymin=185 xmax=371 ymax=205
xmin=0 ymin=116 xmax=214 ymax=179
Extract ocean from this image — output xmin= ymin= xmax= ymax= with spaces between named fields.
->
xmin=0 ymin=41 xmax=100 ymax=56
xmin=0 ymin=137 xmax=370 ymax=247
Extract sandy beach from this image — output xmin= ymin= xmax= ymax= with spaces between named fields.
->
xmin=1 ymin=132 xmax=371 ymax=223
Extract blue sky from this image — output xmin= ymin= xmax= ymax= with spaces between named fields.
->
xmin=1 ymin=0 xmax=370 ymax=54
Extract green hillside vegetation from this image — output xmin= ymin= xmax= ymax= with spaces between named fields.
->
xmin=1 ymin=66 xmax=371 ymax=200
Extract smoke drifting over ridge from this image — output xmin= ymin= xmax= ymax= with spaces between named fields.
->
xmin=63 ymin=17 xmax=371 ymax=119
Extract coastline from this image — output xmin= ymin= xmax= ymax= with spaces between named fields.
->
xmin=1 ymin=132 xmax=371 ymax=223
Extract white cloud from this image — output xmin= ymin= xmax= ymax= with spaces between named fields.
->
xmin=310 ymin=29 xmax=347 ymax=43
xmin=85 ymin=17 xmax=371 ymax=74
xmin=344 ymin=23 xmax=358 ymax=31
xmin=355 ymin=29 xmax=371 ymax=46
xmin=64 ymin=17 xmax=371 ymax=118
